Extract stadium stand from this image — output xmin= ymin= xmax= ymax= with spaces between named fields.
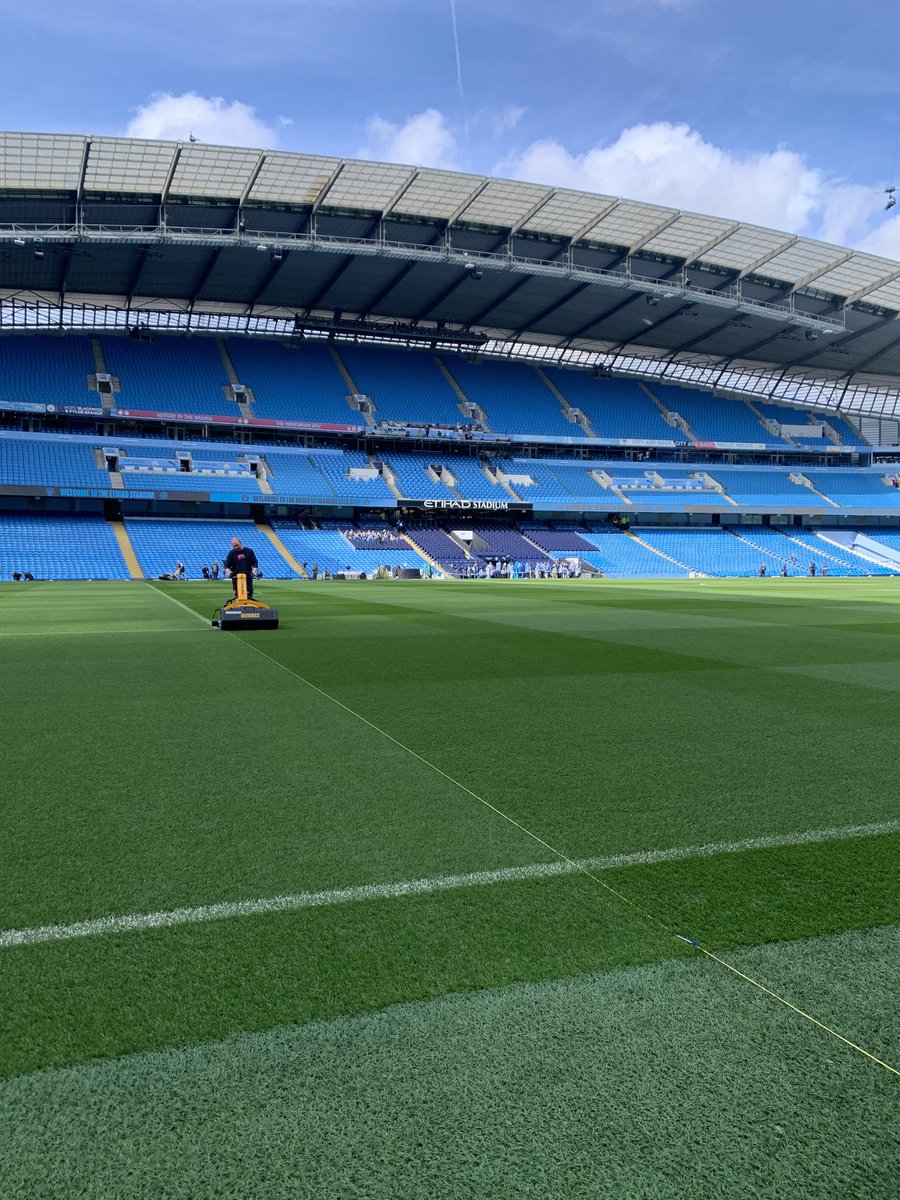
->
xmin=541 ymin=370 xmax=673 ymax=441
xmin=102 ymin=336 xmax=235 ymax=417
xmin=120 ymin=453 xmax=261 ymax=495
xmin=524 ymin=528 xmax=597 ymax=554
xmin=0 ymin=335 xmax=96 ymax=407
xmin=404 ymin=528 xmax=470 ymax=574
xmin=649 ymin=385 xmax=787 ymax=445
xmin=580 ymin=529 xmax=687 ymax=577
xmin=125 ymin=518 xmax=299 ymax=578
xmin=270 ymin=526 xmax=430 ymax=575
xmin=443 ymin=358 xmax=574 ymax=437
xmin=264 ymin=452 xmax=336 ymax=500
xmin=339 ymin=347 xmax=470 ymax=427
xmin=383 ymin=452 xmax=459 ymax=500
xmin=0 ymin=436 xmax=108 ymax=489
xmin=801 ymin=471 xmax=900 ymax=509
xmin=0 ymin=512 xmax=129 ymax=579
xmin=308 ymin=449 xmax=395 ymax=502
xmin=226 ymin=339 xmax=360 ymax=425
xmin=634 ymin=527 xmax=778 ymax=576
xmin=492 ymin=458 xmax=572 ymax=502
xmin=773 ymin=528 xmax=892 ymax=574
xmin=469 ymin=527 xmax=550 ymax=563
xmin=705 ymin=469 xmax=813 ymax=507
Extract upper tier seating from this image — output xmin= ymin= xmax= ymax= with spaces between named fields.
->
xmin=125 ymin=518 xmax=299 ymax=578
xmin=0 ymin=512 xmax=128 ymax=579
xmin=650 ymin=385 xmax=787 ymax=445
xmin=264 ymin=453 xmax=336 ymax=500
xmin=102 ymin=337 xmax=235 ymax=417
xmin=340 ymin=347 xmax=470 ymax=426
xmin=0 ymin=336 xmax=96 ymax=406
xmin=443 ymin=358 xmax=573 ymax=436
xmin=542 ymin=370 xmax=672 ymax=441
xmin=754 ymin=403 xmax=864 ymax=445
xmin=226 ymin=340 xmax=359 ymax=425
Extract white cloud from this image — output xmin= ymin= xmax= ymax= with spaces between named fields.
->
xmin=858 ymin=214 xmax=900 ymax=260
xmin=361 ymin=108 xmax=459 ymax=169
xmin=486 ymin=104 xmax=527 ymax=136
xmin=125 ymin=92 xmax=277 ymax=147
xmin=499 ymin=121 xmax=893 ymax=252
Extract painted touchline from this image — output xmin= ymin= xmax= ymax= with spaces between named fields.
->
xmin=3 ymin=819 xmax=897 ymax=949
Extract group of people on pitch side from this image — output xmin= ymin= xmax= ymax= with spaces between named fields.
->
xmin=162 ymin=539 xmax=260 ymax=594
xmin=760 ymin=561 xmax=829 ymax=578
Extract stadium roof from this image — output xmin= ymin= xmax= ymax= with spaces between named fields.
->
xmin=3 ymin=131 xmax=900 ymax=409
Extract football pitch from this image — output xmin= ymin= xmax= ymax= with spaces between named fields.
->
xmin=1 ymin=576 xmax=898 ymax=1198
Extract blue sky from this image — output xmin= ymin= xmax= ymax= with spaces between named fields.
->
xmin=2 ymin=0 xmax=899 ymax=254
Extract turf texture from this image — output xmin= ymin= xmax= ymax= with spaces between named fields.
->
xmin=1 ymin=577 xmax=898 ymax=1196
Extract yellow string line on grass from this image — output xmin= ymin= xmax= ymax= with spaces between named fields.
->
xmin=147 ymin=585 xmax=900 ymax=1079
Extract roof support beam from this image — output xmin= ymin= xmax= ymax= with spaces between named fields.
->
xmin=466 ymin=274 xmax=535 ymax=328
xmin=188 ymin=247 xmax=224 ymax=309
xmin=247 ymin=252 xmax=290 ymax=312
xmin=839 ymin=319 xmax=900 ymax=376
xmin=411 ymin=272 xmax=470 ymax=323
xmin=359 ymin=260 xmax=418 ymax=317
xmin=301 ymin=254 xmax=355 ymax=312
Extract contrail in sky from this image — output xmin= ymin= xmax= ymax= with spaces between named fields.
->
xmin=449 ymin=0 xmax=469 ymax=151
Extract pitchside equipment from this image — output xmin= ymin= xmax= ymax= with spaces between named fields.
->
xmin=212 ymin=573 xmax=279 ymax=630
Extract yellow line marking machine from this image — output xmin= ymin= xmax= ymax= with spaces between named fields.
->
xmin=212 ymin=573 xmax=279 ymax=630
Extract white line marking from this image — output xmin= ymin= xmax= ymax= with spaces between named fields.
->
xmin=145 ymin=582 xmax=213 ymax=625
xmin=3 ymin=819 xmax=897 ymax=950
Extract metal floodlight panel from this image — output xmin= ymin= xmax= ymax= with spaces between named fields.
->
xmin=457 ymin=179 xmax=551 ymax=228
xmin=0 ymin=132 xmax=86 ymax=190
xmin=84 ymin=137 xmax=177 ymax=194
xmin=322 ymin=161 xmax=413 ymax=212
xmin=698 ymin=226 xmax=793 ymax=274
xmin=640 ymin=213 xmax=735 ymax=259
xmin=248 ymin=153 xmax=342 ymax=206
xmin=170 ymin=144 xmax=261 ymax=199
xmin=811 ymin=253 xmax=900 ymax=300
xmin=390 ymin=170 xmax=484 ymax=220
xmin=581 ymin=200 xmax=674 ymax=249
xmin=519 ymin=189 xmax=616 ymax=238
xmin=753 ymin=239 xmax=846 ymax=286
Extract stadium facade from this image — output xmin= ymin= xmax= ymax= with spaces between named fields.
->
xmin=3 ymin=132 xmax=900 ymax=580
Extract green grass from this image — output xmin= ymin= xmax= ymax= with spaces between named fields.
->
xmin=1 ymin=577 xmax=898 ymax=1196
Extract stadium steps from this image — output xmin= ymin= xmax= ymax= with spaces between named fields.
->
xmin=592 ymin=470 xmax=633 ymax=506
xmin=624 ymin=529 xmax=695 ymax=573
xmin=697 ymin=470 xmax=738 ymax=505
xmin=88 ymin=339 xmax=118 ymax=409
xmin=377 ymin=459 xmax=405 ymax=501
xmin=534 ymin=366 xmax=596 ymax=437
xmin=725 ymin=528 xmax=789 ymax=565
xmin=434 ymin=356 xmax=488 ymax=428
xmin=107 ymin=470 xmax=125 ymax=489
xmin=330 ymin=346 xmax=375 ymax=425
xmin=792 ymin=531 xmax=885 ymax=572
xmin=107 ymin=518 xmax=143 ymax=579
xmin=743 ymin=398 xmax=792 ymax=444
xmin=216 ymin=341 xmax=255 ymax=417
xmin=255 ymin=523 xmax=308 ymax=577
xmin=640 ymin=382 xmax=698 ymax=444
xmin=401 ymin=533 xmax=443 ymax=574
xmin=487 ymin=461 xmax=522 ymax=501
xmin=790 ymin=473 xmax=842 ymax=508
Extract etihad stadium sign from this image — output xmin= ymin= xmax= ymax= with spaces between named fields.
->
xmin=421 ymin=499 xmax=514 ymax=511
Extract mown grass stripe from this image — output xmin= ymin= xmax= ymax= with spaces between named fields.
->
xmin=3 ymin=819 xmax=897 ymax=949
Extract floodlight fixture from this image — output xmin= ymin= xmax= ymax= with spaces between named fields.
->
xmin=13 ymin=237 xmax=25 ymax=247
xmin=271 ymin=248 xmax=283 ymax=262
xmin=33 ymin=241 xmax=44 ymax=261
xmin=805 ymin=329 xmax=818 ymax=341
